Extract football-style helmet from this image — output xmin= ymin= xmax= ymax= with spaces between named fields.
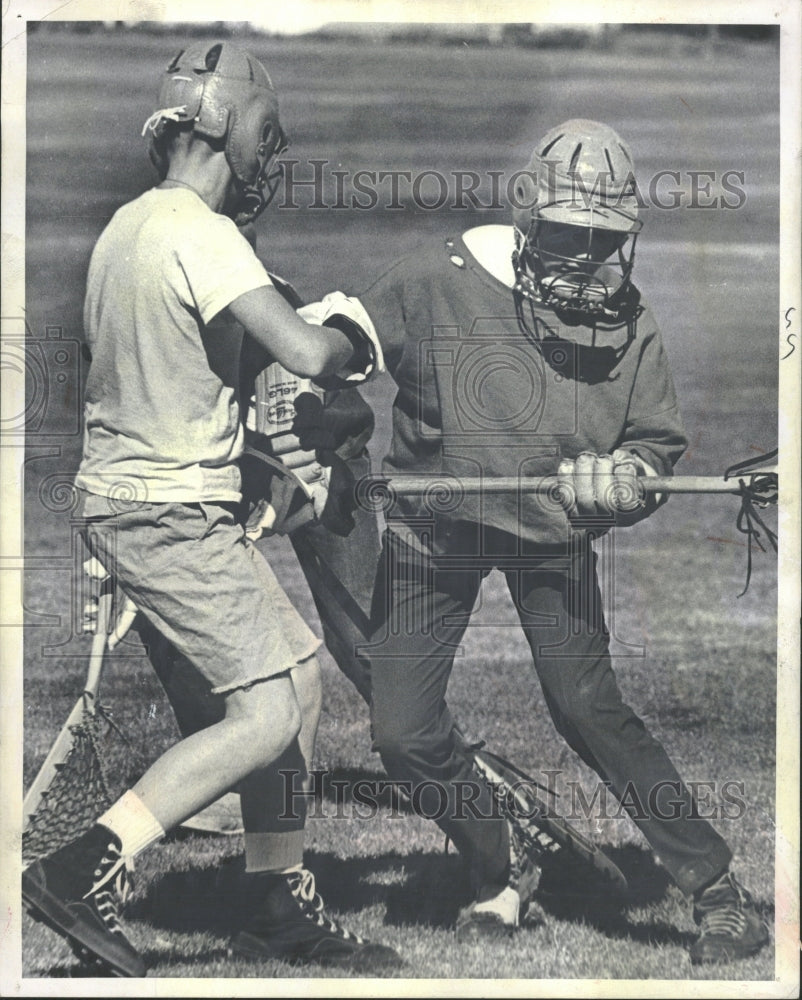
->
xmin=143 ymin=40 xmax=288 ymax=224
xmin=511 ymin=119 xmax=642 ymax=320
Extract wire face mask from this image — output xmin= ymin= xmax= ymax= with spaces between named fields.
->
xmin=235 ymin=119 xmax=289 ymax=225
xmin=514 ymin=217 xmax=640 ymax=318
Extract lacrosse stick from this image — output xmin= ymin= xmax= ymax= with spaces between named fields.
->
xmin=357 ymin=454 xmax=778 ymax=500
xmin=722 ymin=449 xmax=779 ymax=595
xmin=471 ymin=747 xmax=629 ymax=893
xmin=356 ymin=449 xmax=779 ymax=595
xmin=22 ymin=574 xmax=135 ymax=866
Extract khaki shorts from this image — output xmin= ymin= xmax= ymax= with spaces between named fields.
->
xmin=79 ymin=492 xmax=320 ymax=694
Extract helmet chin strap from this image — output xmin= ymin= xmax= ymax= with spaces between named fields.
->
xmin=230 ymin=170 xmax=284 ymax=226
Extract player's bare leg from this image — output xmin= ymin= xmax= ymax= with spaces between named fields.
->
xmin=236 ymin=655 xmax=321 ymax=870
xmin=131 ymin=673 xmax=300 ymax=831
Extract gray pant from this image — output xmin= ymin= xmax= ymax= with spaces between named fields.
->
xmin=367 ymin=521 xmax=733 ymax=895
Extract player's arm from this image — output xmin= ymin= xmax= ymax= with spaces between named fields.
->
xmin=619 ymin=317 xmax=688 ymax=477
xmin=353 ymin=260 xmax=412 ymax=377
xmin=556 ymin=312 xmax=691 ymax=525
xmin=226 ymin=286 xmax=355 ymax=379
xmin=555 ymin=406 xmax=684 ymax=525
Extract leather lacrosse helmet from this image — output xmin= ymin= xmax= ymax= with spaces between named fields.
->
xmin=511 ymin=119 xmax=642 ymax=319
xmin=144 ymin=40 xmax=288 ymax=224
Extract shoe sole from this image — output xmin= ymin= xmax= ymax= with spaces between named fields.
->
xmin=232 ymin=932 xmax=402 ymax=970
xmin=690 ymin=936 xmax=770 ymax=965
xmin=455 ymin=914 xmax=516 ymax=943
xmin=22 ymin=870 xmax=146 ymax=978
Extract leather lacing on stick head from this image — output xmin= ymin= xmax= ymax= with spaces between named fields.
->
xmin=723 ymin=449 xmax=778 ymax=596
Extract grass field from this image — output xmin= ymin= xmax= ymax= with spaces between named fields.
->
xmin=18 ymin=24 xmax=782 ymax=988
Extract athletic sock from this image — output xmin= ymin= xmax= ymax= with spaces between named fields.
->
xmin=97 ymin=789 xmax=165 ymax=859
xmin=244 ymin=830 xmax=305 ymax=874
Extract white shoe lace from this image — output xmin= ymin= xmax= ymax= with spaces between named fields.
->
xmin=699 ymin=903 xmax=748 ymax=940
xmin=140 ymin=106 xmax=188 ymax=136
xmin=287 ymin=869 xmax=363 ymax=942
xmin=83 ymin=842 xmax=134 ymax=935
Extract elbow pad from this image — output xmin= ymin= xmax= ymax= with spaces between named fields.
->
xmin=297 ymin=292 xmax=385 ymax=389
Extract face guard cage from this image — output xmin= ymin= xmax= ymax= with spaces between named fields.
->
xmin=513 ymin=214 xmax=642 ymax=320
xmin=233 ymin=122 xmax=290 ymax=226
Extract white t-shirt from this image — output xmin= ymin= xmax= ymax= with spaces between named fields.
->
xmin=76 ymin=187 xmax=273 ymax=503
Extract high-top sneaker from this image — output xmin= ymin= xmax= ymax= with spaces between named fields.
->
xmin=690 ymin=870 xmax=769 ymax=964
xmin=232 ymin=868 xmax=402 ymax=970
xmin=22 ymin=824 xmax=145 ymax=977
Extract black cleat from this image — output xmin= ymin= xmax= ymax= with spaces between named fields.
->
xmin=22 ymin=824 xmax=145 ymax=978
xmin=690 ymin=870 xmax=770 ymax=965
xmin=231 ymin=868 xmax=402 ymax=971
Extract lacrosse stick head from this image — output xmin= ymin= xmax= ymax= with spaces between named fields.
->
xmin=470 ymin=747 xmax=628 ymax=893
xmin=724 ymin=449 xmax=778 ymax=596
xmin=22 ymin=705 xmax=114 ymax=866
xmin=734 ymin=471 xmax=778 ymax=509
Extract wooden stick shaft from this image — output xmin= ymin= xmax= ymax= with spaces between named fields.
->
xmin=85 ymin=584 xmax=113 ymax=701
xmin=362 ymin=470 xmax=777 ymax=498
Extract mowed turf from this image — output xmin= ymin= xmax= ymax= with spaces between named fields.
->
xmin=20 ymin=27 xmax=779 ymax=983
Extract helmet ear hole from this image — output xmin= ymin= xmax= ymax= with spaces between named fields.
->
xmin=204 ymin=43 xmax=222 ymax=71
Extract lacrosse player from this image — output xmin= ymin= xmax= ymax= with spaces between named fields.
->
xmin=139 ymin=305 xmax=381 ymax=838
xmin=359 ymin=119 xmax=769 ymax=962
xmin=22 ymin=40 xmax=399 ymax=977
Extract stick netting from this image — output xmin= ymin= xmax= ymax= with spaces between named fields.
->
xmin=22 ymin=705 xmax=115 ymax=866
